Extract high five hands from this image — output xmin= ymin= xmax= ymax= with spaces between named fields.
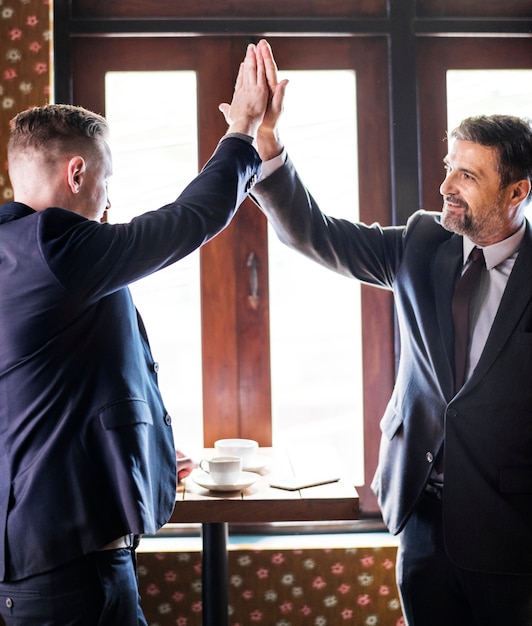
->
xmin=220 ymin=39 xmax=289 ymax=161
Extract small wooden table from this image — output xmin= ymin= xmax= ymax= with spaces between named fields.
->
xmin=169 ymin=448 xmax=359 ymax=626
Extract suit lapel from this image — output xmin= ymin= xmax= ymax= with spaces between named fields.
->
xmin=433 ymin=234 xmax=463 ymax=399
xmin=466 ymin=224 xmax=532 ymax=391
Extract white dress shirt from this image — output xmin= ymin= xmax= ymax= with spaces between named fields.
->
xmin=463 ymin=221 xmax=525 ymax=382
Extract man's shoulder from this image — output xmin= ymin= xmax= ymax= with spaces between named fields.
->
xmin=0 ymin=201 xmax=35 ymax=224
xmin=405 ymin=209 xmax=453 ymax=241
xmin=0 ymin=202 xmax=90 ymax=229
xmin=406 ymin=209 xmax=442 ymax=228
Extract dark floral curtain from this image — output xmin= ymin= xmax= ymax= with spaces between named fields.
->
xmin=138 ymin=546 xmax=405 ymax=626
xmin=0 ymin=0 xmax=52 ymax=200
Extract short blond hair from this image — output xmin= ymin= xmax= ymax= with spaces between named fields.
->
xmin=8 ymin=104 xmax=109 ymax=166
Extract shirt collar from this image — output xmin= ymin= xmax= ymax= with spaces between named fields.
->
xmin=463 ymin=220 xmax=526 ymax=271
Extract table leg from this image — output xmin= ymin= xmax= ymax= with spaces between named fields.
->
xmin=201 ymin=522 xmax=229 ymax=626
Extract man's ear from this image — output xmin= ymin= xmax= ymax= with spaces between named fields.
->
xmin=510 ymin=178 xmax=531 ymax=208
xmin=66 ymin=156 xmax=86 ymax=193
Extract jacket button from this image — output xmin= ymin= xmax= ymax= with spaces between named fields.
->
xmin=164 ymin=413 xmax=172 ymax=426
xmin=426 ymin=452 xmax=434 ymax=463
xmin=6 ymin=598 xmax=13 ymax=608
xmin=246 ymin=174 xmax=257 ymax=191
xmin=152 ymin=362 xmax=159 ymax=373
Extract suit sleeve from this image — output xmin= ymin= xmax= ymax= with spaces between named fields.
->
xmin=251 ymin=155 xmax=406 ymax=289
xmin=40 ymin=137 xmax=261 ymax=299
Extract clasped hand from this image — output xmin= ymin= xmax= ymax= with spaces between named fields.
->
xmin=220 ymin=39 xmax=288 ymax=152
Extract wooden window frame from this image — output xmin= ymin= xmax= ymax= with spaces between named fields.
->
xmin=418 ymin=37 xmax=532 ymax=213
xmin=70 ymin=35 xmax=393 ymax=518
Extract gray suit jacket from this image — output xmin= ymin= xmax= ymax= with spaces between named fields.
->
xmin=252 ymin=156 xmax=532 ymax=575
xmin=0 ymin=137 xmax=261 ymax=581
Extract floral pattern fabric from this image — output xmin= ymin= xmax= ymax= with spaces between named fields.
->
xmin=0 ymin=0 xmax=52 ymax=201
xmin=138 ymin=546 xmax=405 ymax=626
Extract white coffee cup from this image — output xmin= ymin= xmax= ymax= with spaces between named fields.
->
xmin=199 ymin=456 xmax=242 ymax=485
xmin=214 ymin=438 xmax=259 ymax=469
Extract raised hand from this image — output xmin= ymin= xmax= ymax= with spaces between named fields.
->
xmin=256 ymin=39 xmax=289 ymax=160
xmin=219 ymin=43 xmax=269 ymax=139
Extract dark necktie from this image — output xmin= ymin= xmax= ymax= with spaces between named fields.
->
xmin=452 ymin=247 xmax=485 ymax=393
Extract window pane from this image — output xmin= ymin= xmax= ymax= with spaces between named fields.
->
xmin=269 ymin=71 xmax=364 ymax=484
xmin=446 ymin=69 xmax=532 ymax=221
xmin=105 ymin=71 xmax=203 ymax=452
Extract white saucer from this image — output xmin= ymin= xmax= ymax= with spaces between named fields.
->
xmin=190 ymin=469 xmax=260 ymax=492
xmin=243 ymin=455 xmax=269 ymax=473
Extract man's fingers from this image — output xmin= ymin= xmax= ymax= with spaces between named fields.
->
xmin=272 ymin=79 xmax=289 ymax=110
xmin=242 ymin=43 xmax=258 ymax=86
xmin=218 ymin=103 xmax=231 ymax=123
xmin=257 ymin=39 xmax=279 ymax=88
xmin=234 ymin=61 xmax=245 ymax=91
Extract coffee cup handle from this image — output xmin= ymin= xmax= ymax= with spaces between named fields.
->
xmin=199 ymin=459 xmax=209 ymax=473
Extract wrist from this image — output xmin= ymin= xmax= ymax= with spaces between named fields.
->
xmin=226 ymin=120 xmax=260 ymax=139
xmin=256 ymin=129 xmax=283 ymax=162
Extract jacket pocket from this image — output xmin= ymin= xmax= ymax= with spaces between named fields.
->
xmin=499 ymin=466 xmax=532 ymax=494
xmin=98 ymin=398 xmax=153 ymax=429
xmin=379 ymin=407 xmax=404 ymax=440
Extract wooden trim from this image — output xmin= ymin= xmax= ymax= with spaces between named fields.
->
xmin=417 ymin=0 xmax=532 ymax=18
xmin=71 ymin=0 xmax=386 ymax=19
xmin=356 ymin=38 xmax=395 ymax=516
xmin=196 ymin=39 xmax=273 ymax=446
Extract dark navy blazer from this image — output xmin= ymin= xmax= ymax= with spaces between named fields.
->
xmin=252 ymin=156 xmax=532 ymax=575
xmin=0 ymin=137 xmax=261 ymax=581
